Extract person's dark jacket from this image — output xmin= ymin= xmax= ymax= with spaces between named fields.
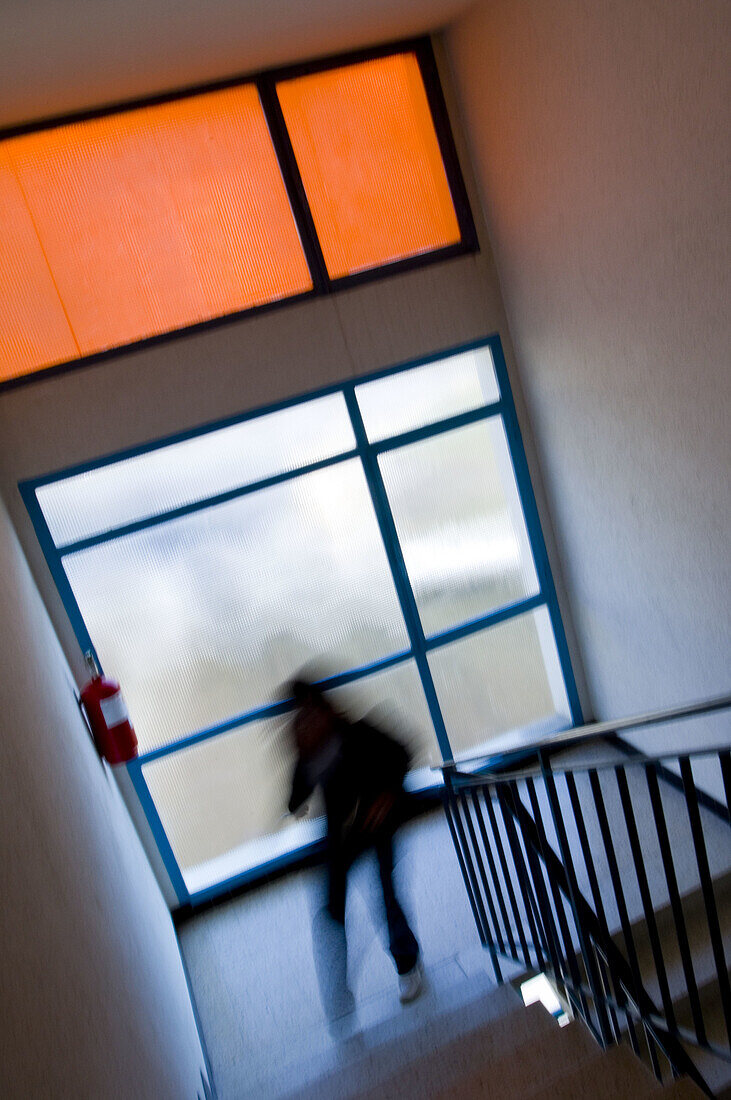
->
xmin=288 ymin=717 xmax=410 ymax=857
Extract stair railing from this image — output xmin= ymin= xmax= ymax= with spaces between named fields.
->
xmin=440 ymin=693 xmax=731 ymax=1097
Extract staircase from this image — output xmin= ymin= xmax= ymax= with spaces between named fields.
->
xmin=288 ymin=981 xmax=705 ymax=1099
xmin=614 ymin=869 xmax=731 ymax=1098
xmin=183 ymin=697 xmax=729 ymax=1099
xmin=442 ymin=695 xmax=731 ymax=1099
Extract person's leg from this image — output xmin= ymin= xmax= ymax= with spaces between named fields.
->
xmin=375 ymin=833 xmax=419 ymax=976
xmin=327 ymin=855 xmax=348 ymax=925
xmin=311 ymin=856 xmax=354 ymax=1026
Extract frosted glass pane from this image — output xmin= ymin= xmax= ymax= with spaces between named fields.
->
xmin=142 ymin=715 xmax=327 ymax=894
xmin=355 ymin=347 xmax=499 ymax=442
xmin=64 ymin=459 xmax=409 ymax=752
xmin=37 ymin=393 xmax=355 ymax=546
xmin=4 ymin=83 xmax=311 ymax=377
xmin=0 ymin=149 xmax=79 ymax=381
xmin=277 ymin=53 xmax=460 ymax=279
xmin=327 ymin=660 xmax=438 ymax=769
xmin=429 ymin=607 xmax=571 ymax=760
xmin=379 ymin=419 xmax=539 ymax=637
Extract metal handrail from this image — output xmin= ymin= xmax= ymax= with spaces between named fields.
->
xmin=440 ymin=712 xmax=731 ymax=1096
xmin=445 ymin=742 xmax=731 ymax=789
xmin=438 ymin=692 xmax=731 ymax=770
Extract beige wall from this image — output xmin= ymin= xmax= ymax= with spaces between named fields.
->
xmin=445 ymin=0 xmax=731 ymax=746
xmin=0 ymin=497 xmax=210 ymax=1098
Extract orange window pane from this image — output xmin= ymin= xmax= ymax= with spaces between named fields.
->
xmin=276 ymin=53 xmax=461 ymax=280
xmin=2 ymin=85 xmax=312 ymax=365
xmin=0 ymin=149 xmax=79 ymax=381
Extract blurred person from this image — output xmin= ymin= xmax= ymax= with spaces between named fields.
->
xmin=286 ymin=677 xmax=422 ymax=1029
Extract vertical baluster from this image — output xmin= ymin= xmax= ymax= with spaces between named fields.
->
xmin=591 ymin=939 xmax=630 ymax=1052
xmin=459 ymin=787 xmax=496 ymax=938
xmin=483 ymin=788 xmax=528 ymax=963
xmin=719 ymin=751 xmax=731 ymax=828
xmin=642 ymin=1022 xmax=663 ymax=1083
xmin=444 ymin=776 xmax=501 ymax=981
xmin=564 ymin=772 xmax=623 ymax=1044
xmin=679 ymin=756 xmax=731 ymax=1047
xmin=600 ymin=947 xmax=642 ymax=1057
xmin=525 ymin=776 xmax=592 ymax=1028
xmin=594 ymin=946 xmax=623 ymax=1045
xmin=541 ymin=754 xmax=613 ymax=1045
xmin=498 ymin=782 xmax=545 ymax=970
xmin=443 ymin=781 xmax=485 ymax=941
xmin=615 ymin=766 xmax=677 ymax=1032
xmin=645 ymin=762 xmax=706 ymax=1045
xmin=509 ymin=781 xmax=555 ymax=973
xmin=468 ymin=787 xmax=507 ymax=959
xmin=589 ymin=768 xmax=648 ymax=1053
xmin=457 ymin=786 xmax=504 ymax=979
xmin=469 ymin=787 xmax=507 ymax=957
xmin=520 ymin=777 xmax=567 ymax=992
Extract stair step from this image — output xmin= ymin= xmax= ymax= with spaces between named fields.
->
xmin=657 ymin=1078 xmax=707 ymax=1097
xmin=628 ymin=871 xmax=731 ymax=1014
xmin=433 ymin=1018 xmax=599 ymax=1098
xmin=581 ymin=873 xmax=730 ymax=1097
xmin=680 ymin=1038 xmax=731 ymax=1100
xmin=523 ymin=1041 xmax=661 ymax=1099
xmin=285 ymin=979 xmax=532 ymax=1100
xmin=600 ymin=993 xmax=730 ymax=1098
xmin=514 ymin=758 xmax=731 ymax=940
xmin=355 ymin=1001 xmax=558 ymax=1100
xmin=678 ymin=975 xmax=731 ymax=1046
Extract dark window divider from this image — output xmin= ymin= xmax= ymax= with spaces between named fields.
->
xmin=415 ymin=40 xmax=479 ymax=254
xmin=256 ymin=77 xmax=330 ymax=295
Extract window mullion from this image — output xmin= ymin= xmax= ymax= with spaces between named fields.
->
xmin=136 ymin=646 xmax=415 ymax=765
xmin=424 ymin=592 xmax=547 ymax=652
xmin=371 ymin=400 xmax=503 ymax=456
xmin=55 ymin=447 xmax=359 ymax=556
xmin=490 ymin=342 xmax=583 ymax=727
xmin=257 ymin=77 xmax=330 ymax=295
xmin=343 ymin=387 xmax=453 ymax=762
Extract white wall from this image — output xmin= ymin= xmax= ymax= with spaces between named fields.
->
xmin=0 ymin=497 xmax=210 ymax=1098
xmin=0 ymin=0 xmax=472 ymax=129
xmin=446 ymin=0 xmax=731 ymax=747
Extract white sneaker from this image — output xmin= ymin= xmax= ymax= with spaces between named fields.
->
xmin=398 ymin=960 xmax=423 ymax=1004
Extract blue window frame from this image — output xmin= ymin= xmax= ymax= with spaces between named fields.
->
xmin=21 ymin=335 xmax=581 ymax=907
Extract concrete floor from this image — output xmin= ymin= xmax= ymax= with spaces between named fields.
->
xmin=178 ymin=808 xmax=494 ymax=1100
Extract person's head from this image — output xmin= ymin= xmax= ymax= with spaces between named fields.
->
xmin=288 ymin=677 xmax=337 ymax=758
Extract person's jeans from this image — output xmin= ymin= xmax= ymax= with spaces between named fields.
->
xmin=311 ymin=905 xmax=354 ymax=1023
xmin=313 ymin=831 xmax=420 ymax=1022
xmin=317 ymin=830 xmax=419 ymax=1001
xmin=373 ymin=832 xmax=420 ymax=975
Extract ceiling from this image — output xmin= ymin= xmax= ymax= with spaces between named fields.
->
xmin=0 ymin=0 xmax=473 ymax=130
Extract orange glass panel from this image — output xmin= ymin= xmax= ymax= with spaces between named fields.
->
xmin=0 ymin=149 xmax=79 ymax=381
xmin=276 ymin=53 xmax=461 ymax=280
xmin=2 ymin=85 xmax=311 ymax=365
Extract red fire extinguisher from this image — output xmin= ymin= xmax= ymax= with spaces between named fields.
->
xmin=80 ymin=651 xmax=138 ymax=764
